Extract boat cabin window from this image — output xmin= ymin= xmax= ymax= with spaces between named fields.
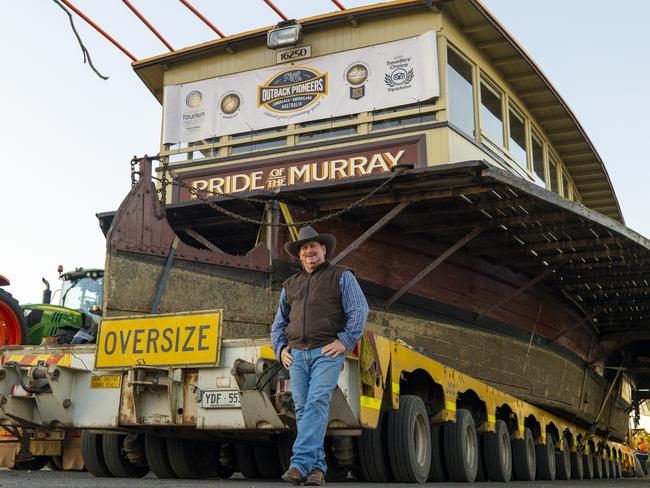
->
xmin=508 ymin=106 xmax=527 ymax=169
xmin=531 ymin=132 xmax=545 ymax=187
xmin=479 ymin=78 xmax=504 ymax=147
xmin=549 ymin=156 xmax=559 ymax=193
xmin=446 ymin=47 xmax=475 ymax=138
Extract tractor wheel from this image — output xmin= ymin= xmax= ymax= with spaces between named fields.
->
xmin=167 ymin=438 xmax=218 ymax=479
xmin=0 ymin=289 xmax=28 ymax=345
xmin=358 ymin=412 xmax=393 ymax=482
xmin=555 ymin=434 xmax=571 ymax=480
xmin=102 ymin=434 xmax=149 ymax=478
xmin=512 ymin=427 xmax=536 ymax=481
xmin=582 ymin=451 xmax=594 ymax=479
xmin=144 ymin=434 xmax=176 ymax=479
xmin=81 ymin=431 xmax=112 ymax=477
xmin=570 ymin=451 xmax=584 ymax=479
xmin=535 ymin=435 xmax=555 ymax=480
xmin=253 ymin=445 xmax=282 ymax=479
xmin=443 ymin=408 xmax=478 ymax=482
xmin=483 ymin=419 xmax=512 ymax=482
xmin=235 ymin=443 xmax=260 ymax=479
xmin=428 ymin=423 xmax=447 ymax=481
xmin=13 ymin=456 xmax=49 ymax=471
xmin=387 ymin=395 xmax=431 ymax=483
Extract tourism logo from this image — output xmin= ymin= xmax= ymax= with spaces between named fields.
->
xmin=345 ymin=63 xmax=369 ymax=100
xmin=258 ymin=67 xmax=328 ymax=113
xmin=384 ymin=55 xmax=414 ymax=92
xmin=219 ymin=92 xmax=241 ymax=117
xmin=185 ymin=90 xmax=203 ymax=108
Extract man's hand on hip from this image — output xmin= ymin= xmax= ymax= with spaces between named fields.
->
xmin=280 ymin=347 xmax=293 ymax=369
xmin=321 ymin=339 xmax=346 ymax=357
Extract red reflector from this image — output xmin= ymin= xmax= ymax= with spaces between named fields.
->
xmin=11 ymin=384 xmax=32 ymax=397
xmin=278 ymin=378 xmax=291 ymax=394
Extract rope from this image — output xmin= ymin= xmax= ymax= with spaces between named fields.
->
xmin=52 ymin=0 xmax=109 ymax=80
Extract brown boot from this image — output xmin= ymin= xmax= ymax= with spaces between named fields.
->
xmin=304 ymin=468 xmax=325 ymax=486
xmin=281 ymin=466 xmax=305 ymax=485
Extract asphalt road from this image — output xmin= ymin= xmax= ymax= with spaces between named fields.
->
xmin=0 ymin=471 xmax=647 ymax=487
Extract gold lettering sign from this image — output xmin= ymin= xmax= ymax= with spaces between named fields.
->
xmin=174 ymin=138 xmax=424 ymax=202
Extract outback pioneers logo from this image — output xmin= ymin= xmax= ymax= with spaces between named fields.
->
xmin=384 ymin=55 xmax=415 ymax=92
xmin=258 ymin=67 xmax=328 ymax=113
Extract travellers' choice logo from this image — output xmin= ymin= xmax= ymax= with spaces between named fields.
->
xmin=219 ymin=92 xmax=241 ymax=116
xmin=258 ymin=67 xmax=328 ymax=113
xmin=384 ymin=55 xmax=415 ymax=91
xmin=345 ymin=63 xmax=369 ymax=100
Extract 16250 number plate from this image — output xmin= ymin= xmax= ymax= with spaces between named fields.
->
xmin=201 ymin=389 xmax=241 ymax=408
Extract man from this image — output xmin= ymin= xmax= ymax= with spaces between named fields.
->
xmin=271 ymin=226 xmax=369 ymax=486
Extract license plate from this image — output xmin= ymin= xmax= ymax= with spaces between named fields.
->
xmin=201 ymin=389 xmax=241 ymax=408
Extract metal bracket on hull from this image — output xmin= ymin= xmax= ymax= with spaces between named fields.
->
xmin=385 ymin=226 xmax=482 ymax=308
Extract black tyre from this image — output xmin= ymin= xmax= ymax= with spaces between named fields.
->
xmin=610 ymin=458 xmax=616 ymax=478
xmin=443 ymin=408 xmax=478 ymax=482
xmin=102 ymin=434 xmax=149 ymax=478
xmin=582 ymin=451 xmax=594 ymax=479
xmin=81 ymin=431 xmax=112 ymax=477
xmin=603 ymin=454 xmax=610 ymax=478
xmin=0 ymin=288 xmax=29 ymax=345
xmin=167 ymin=438 xmax=217 ymax=479
xmin=216 ymin=443 xmax=235 ymax=479
xmin=593 ymin=452 xmax=602 ymax=479
xmin=235 ymin=443 xmax=260 ymax=479
xmin=358 ymin=412 xmax=393 ymax=482
xmin=144 ymin=434 xmax=176 ymax=479
xmin=387 ymin=395 xmax=431 ymax=483
xmin=483 ymin=419 xmax=512 ymax=482
xmin=428 ymin=423 xmax=447 ymax=481
xmin=617 ymin=460 xmax=622 ymax=478
xmin=535 ymin=434 xmax=555 ymax=480
xmin=555 ymin=435 xmax=571 ymax=480
xmin=47 ymin=455 xmax=64 ymax=470
xmin=277 ymin=431 xmax=294 ymax=473
xmin=13 ymin=456 xmax=49 ymax=471
xmin=570 ymin=451 xmax=583 ymax=479
xmin=512 ymin=427 xmax=535 ymax=481
xmin=254 ymin=445 xmax=282 ymax=479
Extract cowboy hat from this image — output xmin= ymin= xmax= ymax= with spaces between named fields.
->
xmin=284 ymin=226 xmax=337 ymax=260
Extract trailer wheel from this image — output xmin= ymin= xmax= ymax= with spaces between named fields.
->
xmin=144 ymin=434 xmax=176 ymax=479
xmin=13 ymin=456 xmax=49 ymax=471
xmin=535 ymin=435 xmax=555 ymax=480
xmin=582 ymin=451 xmax=594 ymax=479
xmin=81 ymin=432 xmax=112 ymax=477
xmin=102 ymin=434 xmax=149 ymax=478
xmin=358 ymin=411 xmax=393 ymax=482
xmin=167 ymin=438 xmax=218 ymax=479
xmin=610 ymin=458 xmax=616 ymax=478
xmin=602 ymin=455 xmax=610 ymax=478
xmin=254 ymin=445 xmax=282 ymax=479
xmin=235 ymin=444 xmax=260 ymax=479
xmin=512 ymin=427 xmax=535 ymax=481
xmin=443 ymin=408 xmax=478 ymax=482
xmin=570 ymin=451 xmax=583 ymax=479
xmin=386 ymin=395 xmax=431 ymax=483
xmin=277 ymin=431 xmax=294 ymax=473
xmin=482 ymin=419 xmax=512 ymax=481
xmin=428 ymin=423 xmax=447 ymax=481
xmin=593 ymin=453 xmax=602 ymax=478
xmin=617 ymin=460 xmax=622 ymax=478
xmin=555 ymin=435 xmax=571 ymax=480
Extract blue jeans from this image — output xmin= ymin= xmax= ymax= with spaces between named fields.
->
xmin=289 ymin=347 xmax=345 ymax=477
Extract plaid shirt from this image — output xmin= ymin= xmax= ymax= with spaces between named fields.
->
xmin=271 ymin=271 xmax=369 ymax=359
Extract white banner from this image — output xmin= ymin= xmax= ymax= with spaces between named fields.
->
xmin=163 ymin=31 xmax=439 ymax=144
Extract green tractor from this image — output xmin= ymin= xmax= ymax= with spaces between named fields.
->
xmin=0 ymin=268 xmax=103 ymax=345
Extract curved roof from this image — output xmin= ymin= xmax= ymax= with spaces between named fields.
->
xmin=133 ymin=0 xmax=623 ymax=223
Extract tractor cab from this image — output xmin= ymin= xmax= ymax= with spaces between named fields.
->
xmin=22 ymin=268 xmax=104 ymax=345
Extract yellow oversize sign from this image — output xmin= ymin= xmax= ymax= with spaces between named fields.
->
xmin=95 ymin=310 xmax=222 ymax=369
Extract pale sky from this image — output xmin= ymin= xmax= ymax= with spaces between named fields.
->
xmin=1 ymin=1 xmax=649 ymax=418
